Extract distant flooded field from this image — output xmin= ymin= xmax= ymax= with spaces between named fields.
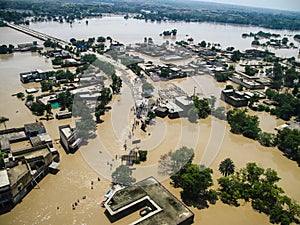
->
xmin=28 ymin=15 xmax=300 ymax=57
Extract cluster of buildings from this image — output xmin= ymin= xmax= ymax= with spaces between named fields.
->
xmin=0 ymin=122 xmax=59 ymax=209
xmin=46 ymin=47 xmax=71 ymax=58
xmin=155 ymin=96 xmax=194 ymax=119
xmin=229 ymin=71 xmax=271 ymax=90
xmin=275 ymin=120 xmax=300 ymax=132
xmin=20 ymin=69 xmax=47 ymax=83
xmin=20 ymin=68 xmax=76 ymax=84
xmin=133 ymin=42 xmax=191 ymax=62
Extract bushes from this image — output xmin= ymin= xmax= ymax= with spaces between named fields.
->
xmin=40 ymin=80 xmax=53 ymax=92
xmin=138 ymin=150 xmax=147 ymax=162
xmin=227 ymin=108 xmax=261 ymax=140
xmin=258 ymin=132 xmax=276 ymax=147
xmin=214 ymin=72 xmax=229 ymax=82
xmin=16 ymin=92 xmax=24 ymax=99
xmin=218 ymin=163 xmax=300 ymax=225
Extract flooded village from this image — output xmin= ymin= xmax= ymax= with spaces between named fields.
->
xmin=0 ymin=8 xmax=300 ymax=225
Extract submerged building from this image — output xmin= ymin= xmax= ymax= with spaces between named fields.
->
xmin=59 ymin=125 xmax=82 ymax=153
xmin=0 ymin=122 xmax=59 ymax=209
xmin=221 ymin=89 xmax=249 ymax=107
xmin=19 ymin=69 xmax=47 ymax=83
xmin=104 ymin=176 xmax=194 ymax=225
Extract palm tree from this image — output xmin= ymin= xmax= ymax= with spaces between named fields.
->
xmin=219 ymin=158 xmax=235 ymax=176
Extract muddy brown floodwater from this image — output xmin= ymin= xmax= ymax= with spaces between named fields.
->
xmin=0 ymin=23 xmax=299 ymax=225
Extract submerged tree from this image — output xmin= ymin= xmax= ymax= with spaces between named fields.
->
xmin=192 ymin=96 xmax=211 ymax=119
xmin=170 ymin=158 xmax=218 ymax=208
xmin=218 ymin=163 xmax=300 ymax=224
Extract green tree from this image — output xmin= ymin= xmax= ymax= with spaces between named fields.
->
xmin=214 ymin=72 xmax=229 ymax=82
xmin=112 ymin=165 xmax=136 ymax=186
xmin=171 ymin=163 xmax=218 ymax=208
xmin=226 ymin=46 xmax=234 ymax=51
xmin=52 ymin=56 xmax=63 ymax=65
xmin=249 ymin=94 xmax=260 ymax=107
xmin=30 ymin=102 xmax=45 ymax=116
xmin=219 ymin=158 xmax=235 ymax=176
xmin=40 ymin=80 xmax=53 ymax=92
xmin=225 ymin=84 xmax=233 ymax=90
xmin=231 ymin=50 xmax=242 ymax=62
xmin=217 ymin=162 xmax=300 ymax=224
xmin=242 ymin=115 xmax=261 ymax=139
xmin=227 ymin=108 xmax=261 ymax=139
xmin=272 ymin=62 xmax=283 ymax=90
xmin=81 ymin=53 xmax=97 ymax=64
xmin=26 ymin=94 xmax=34 ymax=102
xmin=258 ymin=132 xmax=276 ymax=147
xmin=16 ymin=92 xmax=24 ymax=99
xmin=95 ymin=102 xmax=106 ymax=122
xmin=276 ymin=128 xmax=300 ymax=163
xmin=282 ymin=37 xmax=288 ymax=45
xmin=245 ymin=65 xmax=256 ymax=76
xmin=110 ymin=74 xmax=122 ymax=94
xmin=138 ymin=150 xmax=148 ymax=162
xmin=199 ymin=40 xmax=206 ymax=48
xmin=98 ymin=87 xmax=112 ymax=105
xmin=207 ymin=96 xmax=217 ymax=109
xmin=58 ymin=90 xmax=73 ymax=110
xmin=160 ymin=67 xmax=170 ymax=78
xmin=142 ymin=82 xmax=154 ymax=92
xmin=97 ymin=36 xmax=106 ymax=42
xmin=147 ymin=110 xmax=155 ymax=121
xmin=192 ymin=96 xmax=211 ymax=119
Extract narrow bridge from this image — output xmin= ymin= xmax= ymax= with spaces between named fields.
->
xmin=6 ymin=22 xmax=69 ymax=46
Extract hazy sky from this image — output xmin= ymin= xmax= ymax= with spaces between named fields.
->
xmin=199 ymin=0 xmax=300 ymax=12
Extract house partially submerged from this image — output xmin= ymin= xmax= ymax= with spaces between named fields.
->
xmin=104 ymin=176 xmax=194 ymax=225
xmin=20 ymin=69 xmax=47 ymax=83
xmin=221 ymin=89 xmax=249 ymax=107
xmin=56 ymin=111 xmax=72 ymax=120
xmin=230 ymin=73 xmax=265 ymax=90
xmin=59 ymin=125 xmax=82 ymax=153
xmin=0 ymin=122 xmax=59 ymax=209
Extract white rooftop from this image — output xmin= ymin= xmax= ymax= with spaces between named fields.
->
xmin=61 ymin=127 xmax=72 ymax=139
xmin=175 ymin=96 xmax=193 ymax=106
xmin=0 ymin=169 xmax=10 ymax=188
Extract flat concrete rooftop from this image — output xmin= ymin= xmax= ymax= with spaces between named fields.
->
xmin=105 ymin=176 xmax=194 ymax=225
